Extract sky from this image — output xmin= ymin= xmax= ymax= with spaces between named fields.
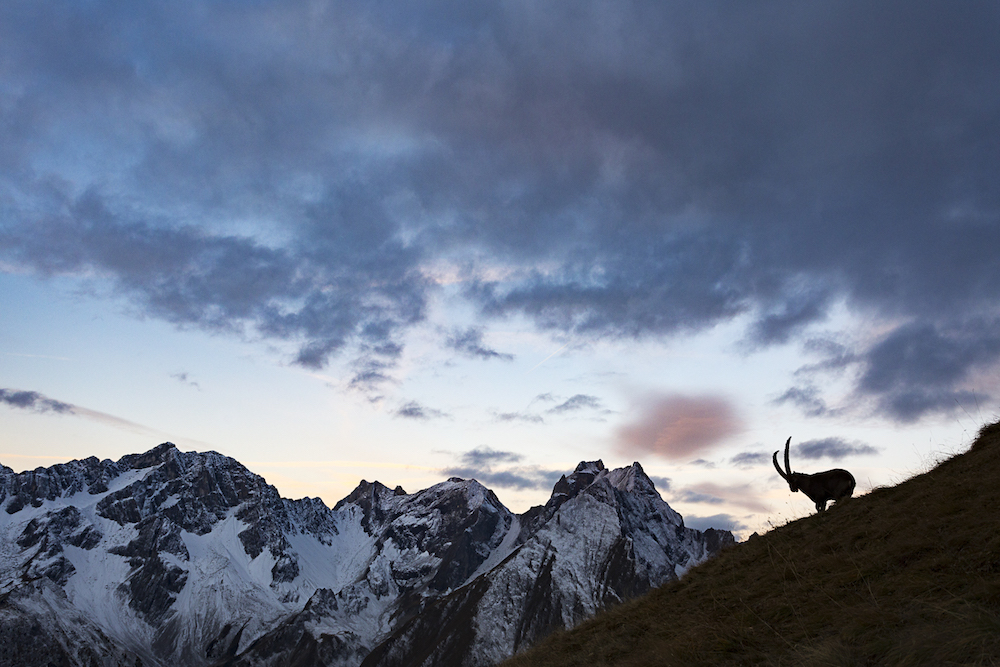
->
xmin=2 ymin=1 xmax=999 ymax=539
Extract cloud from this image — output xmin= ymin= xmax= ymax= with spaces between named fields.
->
xmin=615 ymin=394 xmax=743 ymax=460
xmin=745 ymin=285 xmax=833 ymax=348
xmin=442 ymin=466 xmax=563 ymax=491
xmin=649 ymin=475 xmax=672 ymax=492
xmin=729 ymin=451 xmax=770 ymax=468
xmin=546 ymin=394 xmax=604 ymax=414
xmin=394 ymin=400 xmax=448 ymax=420
xmin=0 ymin=388 xmax=73 ymax=414
xmin=446 ymin=326 xmax=514 ymax=361
xmin=783 ymin=320 xmax=1000 ymax=423
xmin=673 ymin=481 xmax=772 ymax=514
xmin=0 ymin=387 xmax=161 ymax=437
xmin=489 ymin=392 xmax=608 ymax=424
xmin=67 ymin=407 xmax=163 ymax=438
xmin=348 ymin=345 xmax=404 ymax=392
xmin=772 ymin=385 xmax=831 ymax=418
xmin=675 ymin=489 xmax=725 ymax=505
xmin=794 ymin=437 xmax=879 ymax=461
xmin=457 ymin=447 xmax=523 ymax=467
xmin=171 ymin=372 xmax=200 ymax=390
xmin=442 ymin=447 xmax=561 ymax=490
xmin=1 ymin=1 xmax=999 ymax=416
xmin=856 ymin=320 xmax=1000 ymax=422
xmin=492 ymin=411 xmax=545 ymax=424
xmin=796 ymin=338 xmax=858 ymax=375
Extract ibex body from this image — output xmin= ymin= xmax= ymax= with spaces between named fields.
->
xmin=773 ymin=437 xmax=855 ymax=512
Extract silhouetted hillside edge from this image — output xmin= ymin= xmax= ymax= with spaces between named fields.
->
xmin=503 ymin=421 xmax=1000 ymax=667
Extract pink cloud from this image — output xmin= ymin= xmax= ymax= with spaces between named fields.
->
xmin=615 ymin=394 xmax=743 ymax=460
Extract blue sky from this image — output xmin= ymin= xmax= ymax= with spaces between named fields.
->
xmin=2 ymin=1 xmax=999 ymax=537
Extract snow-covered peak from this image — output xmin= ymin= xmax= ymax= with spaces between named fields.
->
xmin=547 ymin=460 xmax=607 ymax=503
xmin=334 ymin=479 xmax=405 ymax=510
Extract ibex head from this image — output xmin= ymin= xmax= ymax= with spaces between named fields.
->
xmin=773 ymin=437 xmax=856 ymax=513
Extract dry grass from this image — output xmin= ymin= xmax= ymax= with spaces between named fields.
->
xmin=504 ymin=422 xmax=1000 ymax=667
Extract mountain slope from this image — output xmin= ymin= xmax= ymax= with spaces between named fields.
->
xmin=503 ymin=421 xmax=1000 ymax=667
xmin=357 ymin=461 xmax=730 ymax=667
xmin=0 ymin=446 xmax=732 ymax=667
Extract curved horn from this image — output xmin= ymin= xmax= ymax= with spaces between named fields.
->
xmin=784 ymin=437 xmax=792 ymax=475
xmin=772 ymin=450 xmax=788 ymax=480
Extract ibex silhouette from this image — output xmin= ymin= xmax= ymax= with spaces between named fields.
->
xmin=773 ymin=437 xmax=855 ymax=512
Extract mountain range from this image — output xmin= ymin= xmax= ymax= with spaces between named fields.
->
xmin=0 ymin=443 xmax=733 ymax=667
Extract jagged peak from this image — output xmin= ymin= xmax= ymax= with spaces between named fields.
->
xmin=543 ymin=460 xmax=667 ymax=517
xmin=149 ymin=441 xmax=178 ymax=456
xmin=604 ymin=461 xmax=656 ymax=494
xmin=333 ymin=478 xmax=399 ymax=511
xmin=118 ymin=442 xmax=179 ymax=470
xmin=549 ymin=461 xmax=607 ymax=502
xmin=574 ymin=460 xmax=605 ymax=474
xmin=287 ymin=495 xmax=330 ymax=509
xmin=346 ymin=478 xmax=391 ymax=496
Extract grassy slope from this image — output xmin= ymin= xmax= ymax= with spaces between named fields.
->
xmin=504 ymin=422 xmax=1000 ymax=667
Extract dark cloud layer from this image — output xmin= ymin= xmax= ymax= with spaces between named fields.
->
xmin=2 ymin=1 xmax=999 ymax=419
xmin=858 ymin=321 xmax=1000 ymax=422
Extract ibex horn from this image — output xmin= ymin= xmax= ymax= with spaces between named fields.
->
xmin=784 ymin=437 xmax=792 ymax=476
xmin=772 ymin=447 xmax=788 ymax=480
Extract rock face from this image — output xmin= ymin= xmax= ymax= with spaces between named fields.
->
xmin=0 ymin=445 xmax=734 ymax=667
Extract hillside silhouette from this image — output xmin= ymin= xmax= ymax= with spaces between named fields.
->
xmin=504 ymin=422 xmax=1000 ymax=666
